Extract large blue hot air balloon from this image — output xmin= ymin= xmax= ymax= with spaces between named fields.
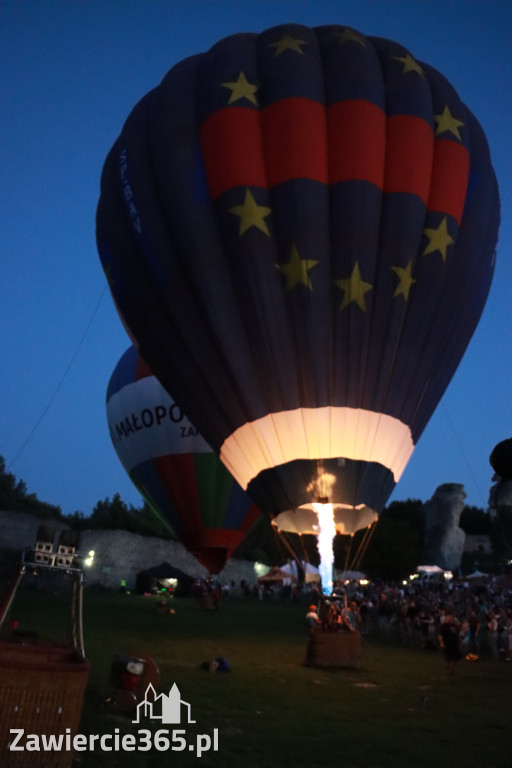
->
xmin=106 ymin=347 xmax=260 ymax=573
xmin=97 ymin=24 xmax=499 ymax=535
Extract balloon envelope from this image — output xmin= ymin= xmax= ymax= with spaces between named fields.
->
xmin=106 ymin=347 xmax=261 ymax=573
xmin=97 ymin=24 xmax=499 ymax=533
xmin=490 ymin=439 xmax=512 ymax=481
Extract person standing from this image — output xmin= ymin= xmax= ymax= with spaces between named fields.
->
xmin=306 ymin=604 xmax=322 ymax=632
xmin=467 ymin=610 xmax=480 ymax=657
xmin=438 ymin=611 xmax=461 ymax=674
xmin=487 ymin=610 xmax=499 ymax=660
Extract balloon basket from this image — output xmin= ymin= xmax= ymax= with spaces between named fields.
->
xmin=199 ymin=593 xmax=216 ymax=611
xmin=305 ymin=630 xmax=362 ymax=669
xmin=0 ymin=549 xmax=90 ymax=767
xmin=0 ymin=640 xmax=90 ymax=767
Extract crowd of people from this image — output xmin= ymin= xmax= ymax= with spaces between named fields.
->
xmin=193 ymin=569 xmax=512 ymax=664
xmin=303 ymin=573 xmax=512 ymax=664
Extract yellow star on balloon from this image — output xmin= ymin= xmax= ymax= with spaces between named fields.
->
xmin=269 ymin=33 xmax=308 ymax=57
xmin=221 ymin=72 xmax=259 ymax=106
xmin=337 ymin=28 xmax=366 ymax=46
xmin=229 ymin=189 xmax=272 ymax=237
xmin=393 ymin=53 xmax=424 ymax=77
xmin=275 ymin=244 xmax=318 ymax=291
xmin=334 ymin=262 xmax=373 ymax=310
xmin=423 ymin=217 xmax=454 ymax=262
xmin=434 ymin=105 xmax=464 ymax=140
xmin=391 ymin=260 xmax=416 ymax=300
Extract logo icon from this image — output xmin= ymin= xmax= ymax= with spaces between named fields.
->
xmin=132 ymin=683 xmax=195 ymax=724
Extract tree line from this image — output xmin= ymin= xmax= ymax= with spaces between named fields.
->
xmin=1 ymin=456 xmax=509 ymax=578
xmin=0 ymin=456 xmax=173 ymax=540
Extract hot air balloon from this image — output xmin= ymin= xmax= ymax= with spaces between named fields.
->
xmin=106 ymin=346 xmax=261 ymax=574
xmin=490 ymin=439 xmax=512 ymax=481
xmin=97 ymin=24 xmax=499 ymax=546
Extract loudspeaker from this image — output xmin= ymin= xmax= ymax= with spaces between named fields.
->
xmin=56 ymin=529 xmax=79 ymax=567
xmin=34 ymin=525 xmax=55 ymax=563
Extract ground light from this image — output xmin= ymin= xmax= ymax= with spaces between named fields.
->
xmin=253 ymin=562 xmax=269 ymax=577
xmin=84 ymin=550 xmax=95 ymax=567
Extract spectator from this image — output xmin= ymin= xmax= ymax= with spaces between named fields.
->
xmin=306 ymin=604 xmax=322 ymax=632
xmin=438 ymin=611 xmax=461 ymax=674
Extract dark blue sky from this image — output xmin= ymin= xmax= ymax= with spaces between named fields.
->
xmin=1 ymin=0 xmax=510 ymax=516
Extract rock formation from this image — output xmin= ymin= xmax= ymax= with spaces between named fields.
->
xmin=422 ymin=483 xmax=466 ymax=571
xmin=488 ymin=475 xmax=512 ymax=515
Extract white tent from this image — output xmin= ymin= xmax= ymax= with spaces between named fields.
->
xmin=335 ymin=570 xmax=367 ymax=581
xmin=467 ymin=570 xmax=487 ymax=579
xmin=280 ymin=561 xmax=320 ymax=583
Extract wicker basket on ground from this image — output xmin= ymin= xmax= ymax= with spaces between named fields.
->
xmin=0 ymin=640 xmax=90 ymax=768
xmin=0 ymin=546 xmax=90 ymax=768
xmin=305 ymin=629 xmax=362 ymax=668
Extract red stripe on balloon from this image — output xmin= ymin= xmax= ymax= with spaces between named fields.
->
xmin=261 ymin=98 xmax=328 ymax=187
xmin=153 ymin=454 xmax=203 ymax=534
xmin=192 ymin=528 xmax=245 ymax=549
xmin=180 ymin=528 xmax=245 ymax=573
xmin=240 ymin=503 xmax=261 ymax=533
xmin=427 ymin=139 xmax=469 ymax=225
xmin=327 ymin=100 xmax=386 ymax=188
xmin=200 ymin=107 xmax=267 ymax=200
xmin=200 ymin=102 xmax=458 ymax=214
xmin=135 ymin=354 xmax=152 ymax=381
xmin=384 ymin=115 xmax=434 ymax=204
xmin=200 ymin=99 xmax=328 ymax=198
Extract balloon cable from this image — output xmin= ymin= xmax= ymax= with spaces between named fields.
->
xmin=343 ymin=535 xmax=354 ymax=572
xmin=275 ymin=528 xmax=303 ymax=571
xmin=349 ymin=528 xmax=369 ymax=571
xmin=441 ymin=401 xmax=487 ymax=508
xmin=299 ymin=533 xmax=310 ymax=564
xmin=271 ymin=524 xmax=287 ymax=564
xmin=349 ymin=522 xmax=377 ymax=571
xmin=8 ymin=287 xmax=108 ymax=472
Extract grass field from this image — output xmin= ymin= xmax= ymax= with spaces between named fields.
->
xmin=3 ymin=587 xmax=512 ymax=768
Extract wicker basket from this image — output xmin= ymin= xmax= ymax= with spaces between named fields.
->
xmin=305 ymin=629 xmax=362 ymax=668
xmin=0 ymin=639 xmax=90 ymax=768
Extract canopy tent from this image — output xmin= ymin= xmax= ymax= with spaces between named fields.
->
xmin=335 ymin=570 xmax=367 ymax=581
xmin=280 ymin=561 xmax=320 ymax=583
xmin=467 ymin=570 xmax=488 ymax=579
xmin=135 ymin=562 xmax=195 ymax=595
xmin=256 ymin=566 xmax=293 ymax=584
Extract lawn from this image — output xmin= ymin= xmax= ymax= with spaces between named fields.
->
xmin=3 ymin=587 xmax=511 ymax=768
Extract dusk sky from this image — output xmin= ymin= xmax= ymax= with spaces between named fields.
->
xmin=2 ymin=0 xmax=511 ymax=519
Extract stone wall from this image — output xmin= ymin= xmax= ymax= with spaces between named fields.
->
xmin=0 ymin=510 xmax=70 ymax=552
xmin=0 ymin=510 xmax=261 ymax=589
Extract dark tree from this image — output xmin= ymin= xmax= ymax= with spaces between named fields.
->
xmin=0 ymin=456 xmax=62 ymax=519
xmin=490 ymin=506 xmax=512 ymax=558
xmin=459 ymin=505 xmax=492 ymax=535
xmin=359 ymin=499 xmax=424 ymax=579
xmin=87 ymin=494 xmax=174 ymax=539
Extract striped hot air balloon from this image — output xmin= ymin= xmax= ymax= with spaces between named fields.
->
xmin=97 ymin=24 xmax=499 ymax=536
xmin=106 ymin=347 xmax=260 ymax=573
